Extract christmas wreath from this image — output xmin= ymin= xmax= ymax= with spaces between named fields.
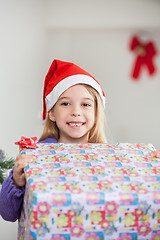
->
xmin=0 ymin=150 xmax=15 ymax=184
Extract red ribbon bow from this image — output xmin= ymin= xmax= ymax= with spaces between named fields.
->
xmin=15 ymin=136 xmax=38 ymax=149
xmin=130 ymin=35 xmax=157 ymax=79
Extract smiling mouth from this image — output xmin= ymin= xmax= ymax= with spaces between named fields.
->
xmin=67 ymin=122 xmax=85 ymax=127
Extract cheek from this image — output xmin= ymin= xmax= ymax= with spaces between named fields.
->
xmin=54 ymin=110 xmax=67 ymax=124
xmin=87 ymin=109 xmax=95 ymax=122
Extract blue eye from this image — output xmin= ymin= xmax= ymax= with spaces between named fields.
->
xmin=61 ymin=102 xmax=70 ymax=106
xmin=82 ymin=103 xmax=91 ymax=107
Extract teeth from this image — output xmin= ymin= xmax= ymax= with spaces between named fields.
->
xmin=68 ymin=123 xmax=83 ymax=126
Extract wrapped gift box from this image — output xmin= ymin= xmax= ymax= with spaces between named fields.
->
xmin=18 ymin=143 xmax=160 ymax=240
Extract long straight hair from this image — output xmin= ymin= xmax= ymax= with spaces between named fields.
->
xmin=39 ymin=84 xmax=106 ymax=143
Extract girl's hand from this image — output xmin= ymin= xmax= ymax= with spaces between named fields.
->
xmin=149 ymin=150 xmax=160 ymax=158
xmin=13 ymin=154 xmax=34 ymax=187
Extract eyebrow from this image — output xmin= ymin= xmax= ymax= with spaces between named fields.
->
xmin=58 ymin=97 xmax=94 ymax=102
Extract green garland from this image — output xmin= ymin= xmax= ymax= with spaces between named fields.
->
xmin=0 ymin=150 xmax=15 ymax=184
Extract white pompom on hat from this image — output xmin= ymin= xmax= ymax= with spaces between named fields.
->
xmin=43 ymin=59 xmax=105 ymax=120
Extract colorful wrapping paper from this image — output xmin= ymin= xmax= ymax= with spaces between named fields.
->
xmin=18 ymin=143 xmax=160 ymax=240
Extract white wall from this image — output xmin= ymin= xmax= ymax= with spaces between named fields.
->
xmin=46 ymin=0 xmax=160 ymax=29
xmin=0 ymin=0 xmax=46 ymax=158
xmin=0 ymin=0 xmax=160 ymax=239
xmin=0 ymin=1 xmax=46 ymax=239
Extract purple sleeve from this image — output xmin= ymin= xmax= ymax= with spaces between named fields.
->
xmin=0 ymin=137 xmax=57 ymax=222
xmin=39 ymin=137 xmax=57 ymax=143
xmin=0 ymin=169 xmax=25 ymax=222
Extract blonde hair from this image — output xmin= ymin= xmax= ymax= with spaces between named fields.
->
xmin=39 ymin=84 xmax=106 ymax=143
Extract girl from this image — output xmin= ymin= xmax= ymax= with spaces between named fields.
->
xmin=0 ymin=59 xmax=160 ymax=222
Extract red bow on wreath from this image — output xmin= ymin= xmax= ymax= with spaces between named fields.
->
xmin=130 ymin=35 xmax=157 ymax=80
xmin=15 ymin=136 xmax=38 ymax=149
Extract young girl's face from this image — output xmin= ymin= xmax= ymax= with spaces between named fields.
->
xmin=49 ymin=84 xmax=95 ymax=143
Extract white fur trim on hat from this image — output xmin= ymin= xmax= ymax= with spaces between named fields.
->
xmin=45 ymin=74 xmax=105 ymax=112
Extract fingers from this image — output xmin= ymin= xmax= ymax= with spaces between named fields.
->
xmin=13 ymin=154 xmax=35 ymax=187
xmin=149 ymin=151 xmax=156 ymax=156
xmin=14 ymin=159 xmax=31 ymax=173
xmin=149 ymin=150 xmax=160 ymax=158
xmin=16 ymin=154 xmax=35 ymax=162
xmin=15 ymin=155 xmax=35 ymax=173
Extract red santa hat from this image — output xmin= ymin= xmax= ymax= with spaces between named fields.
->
xmin=43 ymin=59 xmax=105 ymax=120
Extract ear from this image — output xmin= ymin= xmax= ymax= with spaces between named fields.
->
xmin=48 ymin=110 xmax=56 ymax=122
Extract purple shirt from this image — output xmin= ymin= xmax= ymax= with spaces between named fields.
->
xmin=0 ymin=137 xmax=57 ymax=222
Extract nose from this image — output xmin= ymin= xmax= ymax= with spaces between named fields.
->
xmin=71 ymin=105 xmax=81 ymax=117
